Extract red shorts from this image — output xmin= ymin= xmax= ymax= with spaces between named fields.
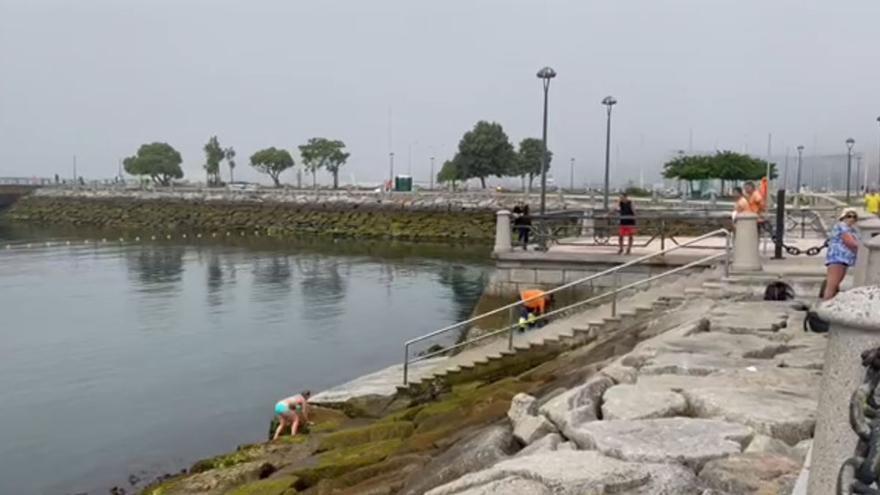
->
xmin=619 ymin=226 xmax=636 ymax=237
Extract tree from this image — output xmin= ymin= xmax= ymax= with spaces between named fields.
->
xmin=663 ymin=151 xmax=777 ymax=196
xmin=298 ymin=138 xmax=350 ymax=190
xmin=123 ymin=142 xmax=184 ymax=186
xmin=203 ymin=136 xmax=224 ymax=186
xmin=454 ymin=121 xmax=516 ymax=188
xmin=224 ymin=147 xmax=236 ymax=183
xmin=436 ymin=159 xmax=462 ymax=191
xmin=249 ymin=147 xmax=294 ymax=187
xmin=514 ymin=137 xmax=553 ymax=190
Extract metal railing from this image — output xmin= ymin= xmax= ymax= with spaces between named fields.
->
xmin=524 ymin=209 xmax=730 ymax=251
xmin=402 ymin=228 xmax=732 ymax=384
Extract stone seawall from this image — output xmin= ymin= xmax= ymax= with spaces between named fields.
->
xmin=3 ymin=189 xmax=531 ymax=242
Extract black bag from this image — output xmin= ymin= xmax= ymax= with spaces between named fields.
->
xmin=804 ymin=280 xmax=830 ymax=333
xmin=763 ymin=282 xmax=794 ymax=301
xmin=804 ymin=311 xmax=830 ymax=333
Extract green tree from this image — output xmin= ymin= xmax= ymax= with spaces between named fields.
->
xmin=249 ymin=147 xmax=294 ymax=187
xmin=514 ymin=137 xmax=553 ymax=190
xmin=123 ymin=142 xmax=184 ymax=186
xmin=454 ymin=121 xmax=516 ymax=188
xmin=436 ymin=159 xmax=462 ymax=191
xmin=224 ymin=146 xmax=236 ymax=183
xmin=203 ymin=136 xmax=224 ymax=186
xmin=663 ymin=151 xmax=777 ymax=196
xmin=298 ymin=138 xmax=350 ymax=189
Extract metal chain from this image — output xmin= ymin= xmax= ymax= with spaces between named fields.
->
xmin=762 ymin=222 xmax=827 ymax=256
xmin=837 ymin=348 xmax=880 ymax=494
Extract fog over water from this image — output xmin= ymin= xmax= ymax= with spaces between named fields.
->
xmin=2 ymin=0 xmax=880 ymax=187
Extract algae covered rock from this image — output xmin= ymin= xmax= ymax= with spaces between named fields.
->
xmin=317 ymin=421 xmax=414 ymax=452
xmin=227 ymin=475 xmax=299 ymax=495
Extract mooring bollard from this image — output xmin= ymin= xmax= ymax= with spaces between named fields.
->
xmin=731 ymin=212 xmax=762 ymax=272
xmin=808 ymin=285 xmax=880 ymax=494
xmin=859 ymin=216 xmax=880 ymax=240
xmin=853 ymin=234 xmax=880 ymax=287
xmin=493 ymin=210 xmax=512 ymax=255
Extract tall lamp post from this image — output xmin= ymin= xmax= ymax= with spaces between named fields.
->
xmin=389 ymin=152 xmax=395 ymax=190
xmin=795 ymin=145 xmax=805 ymax=204
xmin=569 ymin=157 xmax=575 ymax=191
xmin=429 ymin=156 xmax=435 ymax=191
xmin=601 ymin=96 xmax=617 ymax=212
xmin=876 ymin=116 xmax=880 ymax=186
xmin=846 ymin=137 xmax=855 ymax=203
xmin=536 ymin=67 xmax=557 ymax=215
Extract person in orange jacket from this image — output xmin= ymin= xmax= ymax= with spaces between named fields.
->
xmin=519 ymin=289 xmax=554 ymax=330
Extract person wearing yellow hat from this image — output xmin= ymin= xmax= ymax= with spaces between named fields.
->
xmin=823 ymin=208 xmax=861 ymax=300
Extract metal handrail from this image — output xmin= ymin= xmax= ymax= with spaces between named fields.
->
xmin=402 ymin=228 xmax=732 ymax=384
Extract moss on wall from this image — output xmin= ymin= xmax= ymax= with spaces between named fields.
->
xmin=6 ymin=196 xmax=496 ymax=243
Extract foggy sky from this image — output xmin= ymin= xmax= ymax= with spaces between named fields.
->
xmin=2 ymin=0 xmax=879 ymax=187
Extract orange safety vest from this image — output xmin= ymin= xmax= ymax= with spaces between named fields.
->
xmin=520 ymin=289 xmax=548 ymax=314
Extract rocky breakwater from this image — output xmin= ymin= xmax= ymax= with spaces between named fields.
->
xmin=5 ymin=189 xmax=548 ymax=242
xmin=139 ymin=275 xmax=825 ymax=494
xmin=429 ymin=299 xmax=824 ymax=495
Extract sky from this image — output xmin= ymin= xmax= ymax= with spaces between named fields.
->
xmin=1 ymin=0 xmax=879 ymax=188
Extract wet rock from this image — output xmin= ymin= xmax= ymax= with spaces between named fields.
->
xmin=572 ymin=418 xmax=753 ymax=470
xmin=399 ymin=425 xmax=516 ymax=495
xmin=698 ymin=452 xmax=800 ymax=494
xmin=599 ymin=361 xmax=638 ymax=385
xmin=601 ymin=384 xmax=687 ymax=420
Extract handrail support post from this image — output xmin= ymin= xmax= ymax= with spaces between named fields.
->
xmin=508 ymin=306 xmax=516 ymax=350
xmin=403 ymin=344 xmax=409 ymax=385
xmin=611 ymin=271 xmax=620 ymax=317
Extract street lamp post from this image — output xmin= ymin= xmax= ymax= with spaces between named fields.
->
xmin=796 ymin=145 xmax=804 ymax=203
xmin=876 ymin=116 xmax=880 ymax=186
xmin=429 ymin=156 xmax=435 ymax=191
xmin=536 ymin=67 xmax=556 ymax=215
xmin=846 ymin=138 xmax=855 ymax=203
xmin=389 ymin=152 xmax=395 ymax=190
xmin=569 ymin=157 xmax=575 ymax=191
xmin=601 ymin=96 xmax=617 ymax=212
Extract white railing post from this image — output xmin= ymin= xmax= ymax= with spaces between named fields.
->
xmin=808 ymin=285 xmax=880 ymax=494
xmin=494 ymin=210 xmax=512 ymax=255
xmin=731 ymin=212 xmax=762 ymax=272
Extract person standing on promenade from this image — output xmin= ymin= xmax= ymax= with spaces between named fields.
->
xmin=822 ymin=208 xmax=860 ymax=300
xmin=865 ymin=188 xmax=880 ymax=217
xmin=273 ymin=390 xmax=312 ymax=440
xmin=512 ymin=204 xmax=532 ymax=250
xmin=617 ymin=193 xmax=636 ymax=255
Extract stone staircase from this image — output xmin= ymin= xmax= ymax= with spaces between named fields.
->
xmin=398 ymin=267 xmax=720 ymax=395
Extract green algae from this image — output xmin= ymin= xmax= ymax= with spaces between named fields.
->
xmin=227 ymin=476 xmax=299 ymax=495
xmin=292 ymin=439 xmax=404 ymax=489
xmin=317 ymin=421 xmax=414 ymax=452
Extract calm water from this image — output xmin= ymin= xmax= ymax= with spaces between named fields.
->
xmin=0 ymin=224 xmax=490 ymax=495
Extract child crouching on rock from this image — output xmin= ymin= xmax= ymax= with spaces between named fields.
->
xmin=272 ymin=390 xmax=312 ymax=440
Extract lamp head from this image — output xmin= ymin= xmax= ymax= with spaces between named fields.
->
xmin=602 ymin=96 xmax=617 ymax=106
xmin=536 ymin=67 xmax=557 ymax=80
xmin=846 ymin=138 xmax=855 ymax=150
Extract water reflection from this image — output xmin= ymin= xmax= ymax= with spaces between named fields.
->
xmin=297 ymin=256 xmax=348 ymax=322
xmin=126 ymin=245 xmax=186 ymax=290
